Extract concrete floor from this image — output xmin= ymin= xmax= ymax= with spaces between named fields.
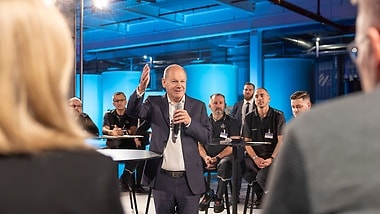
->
xmin=120 ymin=175 xmax=262 ymax=214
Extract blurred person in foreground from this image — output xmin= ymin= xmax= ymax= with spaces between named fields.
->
xmin=0 ymin=0 xmax=123 ymax=213
xmin=127 ymin=64 xmax=211 ymax=214
xmin=290 ymin=91 xmax=312 ymax=118
xmin=68 ymin=97 xmax=99 ymax=136
xmin=262 ymin=1 xmax=380 ymax=213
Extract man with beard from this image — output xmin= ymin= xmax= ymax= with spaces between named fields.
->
xmin=242 ymin=88 xmax=285 ymax=209
xmin=231 ymin=82 xmax=256 ymax=132
xmin=198 ymin=93 xmax=239 ymax=213
xmin=230 ymin=82 xmax=256 ymax=201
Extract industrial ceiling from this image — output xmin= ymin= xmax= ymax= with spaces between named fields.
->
xmin=77 ymin=0 xmax=357 ymax=74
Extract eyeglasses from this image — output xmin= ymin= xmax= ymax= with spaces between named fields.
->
xmin=113 ymin=99 xmax=126 ymax=103
xmin=347 ymin=40 xmax=358 ymax=63
xmin=70 ymin=104 xmax=82 ymax=108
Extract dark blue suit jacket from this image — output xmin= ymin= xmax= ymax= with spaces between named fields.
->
xmin=127 ymin=91 xmax=211 ymax=195
xmin=231 ymin=100 xmax=256 ymax=131
xmin=231 ymin=100 xmax=244 ymax=131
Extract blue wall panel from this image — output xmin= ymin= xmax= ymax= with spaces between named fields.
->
xmin=185 ymin=64 xmax=238 ymax=114
xmin=264 ymin=58 xmax=313 ymax=122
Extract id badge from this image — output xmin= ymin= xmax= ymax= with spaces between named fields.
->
xmin=265 ymin=129 xmax=273 ymax=139
xmin=220 ymin=130 xmax=228 ymax=139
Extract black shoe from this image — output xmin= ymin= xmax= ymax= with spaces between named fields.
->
xmin=199 ymin=190 xmax=214 ymax=211
xmin=252 ymin=198 xmax=262 ymax=209
xmin=213 ymin=198 xmax=224 ymax=213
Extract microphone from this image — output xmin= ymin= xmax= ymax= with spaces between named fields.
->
xmin=172 ymin=102 xmax=183 ymax=142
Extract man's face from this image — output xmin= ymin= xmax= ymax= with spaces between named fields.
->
xmin=243 ymin=84 xmax=254 ymax=101
xmin=112 ymin=94 xmax=127 ymax=110
xmin=254 ymin=89 xmax=270 ymax=108
xmin=69 ymin=99 xmax=82 ymax=116
xmin=291 ymin=98 xmax=311 ymax=117
xmin=209 ymin=95 xmax=225 ymax=117
xmin=162 ymin=65 xmax=187 ymax=102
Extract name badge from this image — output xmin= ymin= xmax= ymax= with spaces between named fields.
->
xmin=220 ymin=130 xmax=228 ymax=139
xmin=265 ymin=129 xmax=273 ymax=139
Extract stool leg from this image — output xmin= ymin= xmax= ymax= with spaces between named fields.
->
xmin=250 ymin=187 xmax=255 ymax=214
xmin=145 ymin=188 xmax=152 ymax=214
xmin=225 ymin=180 xmax=231 ymax=214
xmin=129 ymin=191 xmax=134 ymax=210
xmin=243 ymin=183 xmax=251 ymax=214
xmin=131 ymin=187 xmax=138 ymax=214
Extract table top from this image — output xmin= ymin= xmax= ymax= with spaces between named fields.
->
xmin=209 ymin=139 xmax=272 ymax=146
xmin=98 ymin=135 xmax=144 ymax=139
xmin=97 ymin=149 xmax=161 ymax=162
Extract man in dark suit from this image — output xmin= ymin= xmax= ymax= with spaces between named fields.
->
xmin=230 ymin=82 xmax=255 ymax=201
xmin=127 ymin=64 xmax=211 ymax=214
xmin=230 ymin=82 xmax=256 ymax=132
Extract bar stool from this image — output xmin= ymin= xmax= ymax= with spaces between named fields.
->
xmin=203 ymin=169 xmax=232 ymax=214
xmin=145 ymin=187 xmax=153 ymax=214
xmin=243 ymin=182 xmax=255 ymax=214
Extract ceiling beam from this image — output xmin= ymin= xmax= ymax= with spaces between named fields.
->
xmin=216 ymin=0 xmax=256 ymax=13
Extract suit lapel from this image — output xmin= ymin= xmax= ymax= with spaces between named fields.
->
xmin=159 ymin=94 xmax=170 ymax=128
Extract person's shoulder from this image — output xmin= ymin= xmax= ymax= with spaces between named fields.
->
xmin=104 ymin=109 xmax=115 ymax=115
xmin=147 ymin=95 xmax=165 ymax=102
xmin=80 ymin=112 xmax=90 ymax=118
xmin=270 ymin=107 xmax=284 ymax=116
xmin=226 ymin=114 xmax=237 ymax=121
xmin=185 ymin=95 xmax=205 ymax=105
xmin=232 ymin=100 xmax=243 ymax=107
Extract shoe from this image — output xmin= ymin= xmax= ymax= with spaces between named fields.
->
xmin=213 ymin=198 xmax=224 ymax=213
xmin=252 ymin=198 xmax=262 ymax=209
xmin=199 ymin=190 xmax=214 ymax=211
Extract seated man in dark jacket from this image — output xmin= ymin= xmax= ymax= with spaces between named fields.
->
xmin=68 ymin=97 xmax=99 ymax=136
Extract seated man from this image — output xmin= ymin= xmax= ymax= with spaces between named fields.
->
xmin=102 ymin=92 xmax=138 ymax=191
xmin=242 ymin=88 xmax=285 ymax=209
xmin=68 ymin=97 xmax=99 ymax=136
xmin=198 ymin=93 xmax=239 ymax=213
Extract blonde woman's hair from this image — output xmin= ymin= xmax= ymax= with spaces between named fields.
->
xmin=0 ymin=0 xmax=89 ymax=154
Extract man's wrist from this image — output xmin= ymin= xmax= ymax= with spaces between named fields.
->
xmin=136 ymin=86 xmax=145 ymax=97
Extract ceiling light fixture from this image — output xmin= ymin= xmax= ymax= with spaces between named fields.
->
xmin=93 ymin=0 xmax=109 ymax=10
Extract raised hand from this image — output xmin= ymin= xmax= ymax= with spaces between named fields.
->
xmin=138 ymin=64 xmax=150 ymax=93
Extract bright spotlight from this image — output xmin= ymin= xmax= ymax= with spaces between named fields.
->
xmin=93 ymin=0 xmax=109 ymax=10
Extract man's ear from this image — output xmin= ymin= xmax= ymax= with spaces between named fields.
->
xmin=161 ymin=78 xmax=166 ymax=88
xmin=368 ymin=27 xmax=380 ymax=69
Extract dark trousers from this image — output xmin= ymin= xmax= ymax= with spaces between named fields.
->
xmin=135 ymin=145 xmax=146 ymax=186
xmin=215 ymin=156 xmax=232 ymax=199
xmin=153 ymin=171 xmax=200 ymax=214
xmin=120 ymin=160 xmax=139 ymax=186
xmin=243 ymin=156 xmax=271 ymax=195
